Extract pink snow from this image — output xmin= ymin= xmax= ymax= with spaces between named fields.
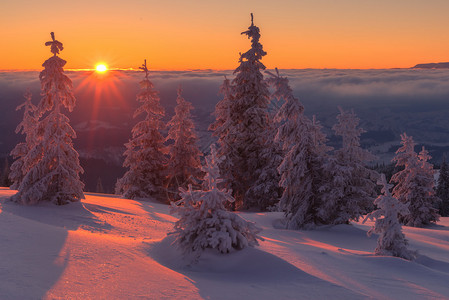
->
xmin=1 ymin=188 xmax=449 ymax=299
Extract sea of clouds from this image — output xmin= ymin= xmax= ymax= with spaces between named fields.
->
xmin=1 ymin=68 xmax=449 ymax=190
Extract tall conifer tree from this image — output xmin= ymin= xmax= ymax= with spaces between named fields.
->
xmin=437 ymin=157 xmax=449 ymax=216
xmin=10 ymin=91 xmax=38 ymax=189
xmin=273 ymin=70 xmax=331 ymax=228
xmin=166 ymin=86 xmax=203 ymax=198
xmin=211 ymin=14 xmax=273 ymax=208
xmin=13 ymin=32 xmax=84 ymax=205
xmin=319 ymin=108 xmax=377 ymax=224
xmin=116 ymin=59 xmax=167 ymax=200
xmin=391 ymin=134 xmax=439 ymax=226
xmin=1 ymin=158 xmax=11 ymax=187
xmin=96 ymin=177 xmax=105 ymax=193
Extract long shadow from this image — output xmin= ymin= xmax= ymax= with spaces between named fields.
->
xmin=145 ymin=236 xmax=367 ymax=300
xmin=415 ymin=255 xmax=449 ymax=274
xmin=134 ymin=198 xmax=177 ymax=224
xmin=2 ymin=198 xmax=112 ymax=232
xmin=82 ymin=202 xmax=137 ymax=217
xmin=425 ymin=223 xmax=449 ymax=231
xmin=262 ymin=222 xmax=375 ymax=252
xmin=0 ymin=194 xmax=111 ymax=299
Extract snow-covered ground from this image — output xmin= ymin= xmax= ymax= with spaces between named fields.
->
xmin=1 ymin=187 xmax=449 ymax=299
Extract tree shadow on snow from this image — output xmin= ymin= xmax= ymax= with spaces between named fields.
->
xmin=134 ymin=199 xmax=177 ymax=224
xmin=415 ymin=255 xmax=449 ymax=274
xmin=82 ymin=202 xmax=137 ymax=217
xmin=425 ymin=223 xmax=449 ymax=231
xmin=1 ymin=197 xmax=112 ymax=232
xmin=0 ymin=194 xmax=112 ymax=299
xmin=267 ymin=221 xmax=376 ymax=254
xmin=144 ymin=235 xmax=367 ymax=300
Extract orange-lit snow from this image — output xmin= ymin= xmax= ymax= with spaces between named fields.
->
xmin=1 ymin=188 xmax=449 ymax=299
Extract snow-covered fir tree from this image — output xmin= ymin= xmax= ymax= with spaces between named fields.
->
xmin=274 ymin=71 xmax=331 ymax=228
xmin=391 ymin=133 xmax=439 ymax=227
xmin=364 ymin=174 xmax=415 ymax=260
xmin=209 ymin=76 xmax=233 ymax=183
xmin=248 ymin=68 xmax=303 ymax=211
xmin=412 ymin=146 xmax=440 ymax=223
xmin=318 ymin=107 xmax=377 ymax=225
xmin=9 ymin=90 xmax=38 ymax=189
xmin=166 ymin=86 xmax=203 ymax=199
xmin=244 ymin=122 xmax=282 ymax=210
xmin=171 ymin=145 xmax=262 ymax=261
xmin=437 ymin=157 xmax=449 ymax=216
xmin=13 ymin=32 xmax=84 ymax=205
xmin=209 ymin=76 xmax=232 ymax=141
xmin=210 ymin=14 xmax=274 ymax=208
xmin=115 ymin=59 xmax=167 ymax=200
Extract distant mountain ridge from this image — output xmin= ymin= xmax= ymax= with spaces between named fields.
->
xmin=412 ymin=62 xmax=449 ymax=69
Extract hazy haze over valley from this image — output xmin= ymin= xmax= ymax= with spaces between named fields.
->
xmin=2 ymin=68 xmax=449 ymax=191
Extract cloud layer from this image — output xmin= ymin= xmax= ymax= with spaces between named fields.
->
xmin=2 ymin=68 xmax=449 ymax=155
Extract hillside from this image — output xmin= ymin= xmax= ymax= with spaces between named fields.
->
xmin=412 ymin=62 xmax=449 ymax=69
xmin=1 ymin=188 xmax=449 ymax=299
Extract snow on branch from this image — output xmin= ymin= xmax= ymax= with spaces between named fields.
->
xmin=45 ymin=32 xmax=63 ymax=56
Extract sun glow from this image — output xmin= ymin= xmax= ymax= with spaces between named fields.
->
xmin=95 ymin=63 xmax=108 ymax=73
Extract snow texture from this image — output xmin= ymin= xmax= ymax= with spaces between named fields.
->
xmin=3 ymin=187 xmax=449 ymax=299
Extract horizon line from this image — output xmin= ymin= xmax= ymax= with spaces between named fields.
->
xmin=0 ymin=67 xmax=431 ymax=73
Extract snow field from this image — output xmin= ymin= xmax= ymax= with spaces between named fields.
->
xmin=2 ymin=188 xmax=449 ymax=299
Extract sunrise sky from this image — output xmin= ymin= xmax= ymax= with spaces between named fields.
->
xmin=2 ymin=0 xmax=449 ymax=70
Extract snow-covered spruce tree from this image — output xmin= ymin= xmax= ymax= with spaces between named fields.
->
xmin=115 ymin=59 xmax=167 ymax=200
xmin=209 ymin=77 xmax=233 ymax=183
xmin=250 ymin=68 xmax=306 ymax=211
xmin=244 ymin=121 xmax=283 ymax=210
xmin=318 ymin=107 xmax=377 ymax=225
xmin=364 ymin=174 xmax=415 ymax=260
xmin=9 ymin=90 xmax=38 ymax=189
xmin=391 ymin=133 xmax=439 ymax=226
xmin=170 ymin=145 xmax=262 ymax=260
xmin=411 ymin=146 xmax=440 ymax=223
xmin=242 ymin=69 xmax=300 ymax=211
xmin=166 ymin=86 xmax=203 ymax=199
xmin=209 ymin=76 xmax=232 ymax=140
xmin=274 ymin=74 xmax=331 ymax=228
xmin=210 ymin=14 xmax=274 ymax=208
xmin=437 ymin=157 xmax=449 ymax=216
xmin=13 ymin=32 xmax=84 ymax=205
xmin=244 ymin=70 xmax=284 ymax=210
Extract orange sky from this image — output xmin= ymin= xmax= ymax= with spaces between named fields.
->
xmin=1 ymin=0 xmax=449 ymax=70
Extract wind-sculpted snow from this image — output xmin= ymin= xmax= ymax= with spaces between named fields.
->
xmin=2 ymin=188 xmax=449 ymax=298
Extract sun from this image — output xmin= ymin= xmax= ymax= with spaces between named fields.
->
xmin=95 ymin=63 xmax=108 ymax=73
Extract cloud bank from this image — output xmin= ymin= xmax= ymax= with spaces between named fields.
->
xmin=1 ymin=68 xmax=449 ymax=156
